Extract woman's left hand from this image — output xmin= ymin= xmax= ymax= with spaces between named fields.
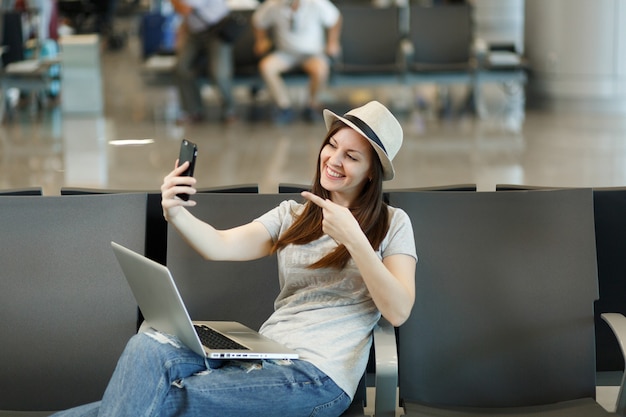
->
xmin=301 ymin=191 xmax=362 ymax=246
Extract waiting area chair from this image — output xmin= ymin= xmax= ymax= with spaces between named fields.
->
xmin=331 ymin=4 xmax=406 ymax=86
xmin=0 ymin=186 xmax=42 ymax=195
xmin=60 ymin=184 xmax=258 ymax=268
xmin=165 ymin=192 xmax=289 ymax=330
xmin=197 ymin=184 xmax=259 ymax=193
xmin=592 ymin=187 xmax=626 ymax=374
xmin=404 ymin=3 xmax=474 ymax=84
xmin=0 ymin=193 xmax=147 ymax=416
xmin=278 ymin=182 xmax=311 ymax=193
xmin=494 ymin=185 xmax=626 ymax=374
xmin=61 ymin=187 xmax=170 ymax=268
xmin=386 ymin=183 xmax=477 ymax=192
xmin=386 ymin=188 xmax=626 ymax=417
xmin=401 ymin=3 xmax=477 ymax=117
xmin=495 ymin=184 xmax=562 ymax=191
xmin=232 ymin=9 xmax=262 ymax=83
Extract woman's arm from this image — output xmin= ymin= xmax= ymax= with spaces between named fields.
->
xmin=161 ymin=161 xmax=274 ymax=261
xmin=349 ymin=249 xmax=415 ymax=327
xmin=301 ymin=192 xmax=416 ymax=327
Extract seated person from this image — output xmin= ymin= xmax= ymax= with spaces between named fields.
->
xmin=252 ymin=0 xmax=342 ymax=124
xmin=48 ymin=101 xmax=416 ymax=417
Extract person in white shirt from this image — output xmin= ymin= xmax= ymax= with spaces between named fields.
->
xmin=252 ymin=0 xmax=342 ymax=124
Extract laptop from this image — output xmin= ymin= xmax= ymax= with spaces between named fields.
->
xmin=111 ymin=241 xmax=299 ymax=360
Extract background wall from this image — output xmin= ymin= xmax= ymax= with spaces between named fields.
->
xmin=524 ymin=0 xmax=626 ymax=109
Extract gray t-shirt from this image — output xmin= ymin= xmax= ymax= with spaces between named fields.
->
xmin=255 ymin=200 xmax=417 ymax=398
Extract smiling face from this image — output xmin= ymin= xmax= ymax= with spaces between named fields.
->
xmin=319 ymin=127 xmax=375 ymax=207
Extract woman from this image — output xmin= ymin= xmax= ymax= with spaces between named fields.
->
xmin=52 ymin=100 xmax=416 ymax=417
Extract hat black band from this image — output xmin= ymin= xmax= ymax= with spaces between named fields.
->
xmin=344 ymin=114 xmax=388 ymax=155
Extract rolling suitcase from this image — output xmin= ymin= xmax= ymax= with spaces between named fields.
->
xmin=139 ymin=12 xmax=165 ymax=59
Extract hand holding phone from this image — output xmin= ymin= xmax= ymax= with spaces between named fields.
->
xmin=177 ymin=139 xmax=197 ymax=201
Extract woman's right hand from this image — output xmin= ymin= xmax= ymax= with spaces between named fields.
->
xmin=161 ymin=160 xmax=197 ymax=221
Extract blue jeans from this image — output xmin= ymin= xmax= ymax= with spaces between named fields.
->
xmin=50 ymin=331 xmax=351 ymax=417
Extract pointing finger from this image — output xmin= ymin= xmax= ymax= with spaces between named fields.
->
xmin=301 ymin=191 xmax=328 ymax=208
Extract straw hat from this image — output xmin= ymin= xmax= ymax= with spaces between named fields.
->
xmin=323 ymin=101 xmax=403 ymax=181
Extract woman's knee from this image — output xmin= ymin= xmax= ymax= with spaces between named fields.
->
xmin=125 ymin=331 xmax=186 ymax=362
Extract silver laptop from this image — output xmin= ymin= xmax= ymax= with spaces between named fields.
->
xmin=111 ymin=241 xmax=298 ymax=360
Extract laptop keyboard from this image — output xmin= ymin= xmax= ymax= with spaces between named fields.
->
xmin=194 ymin=324 xmax=249 ymax=350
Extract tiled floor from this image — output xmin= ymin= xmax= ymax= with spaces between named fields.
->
xmin=1 ymin=16 xmax=625 ymax=415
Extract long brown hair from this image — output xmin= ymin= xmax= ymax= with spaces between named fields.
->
xmin=272 ymin=120 xmax=390 ymax=269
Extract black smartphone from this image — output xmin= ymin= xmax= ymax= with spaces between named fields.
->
xmin=177 ymin=139 xmax=198 ymax=201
